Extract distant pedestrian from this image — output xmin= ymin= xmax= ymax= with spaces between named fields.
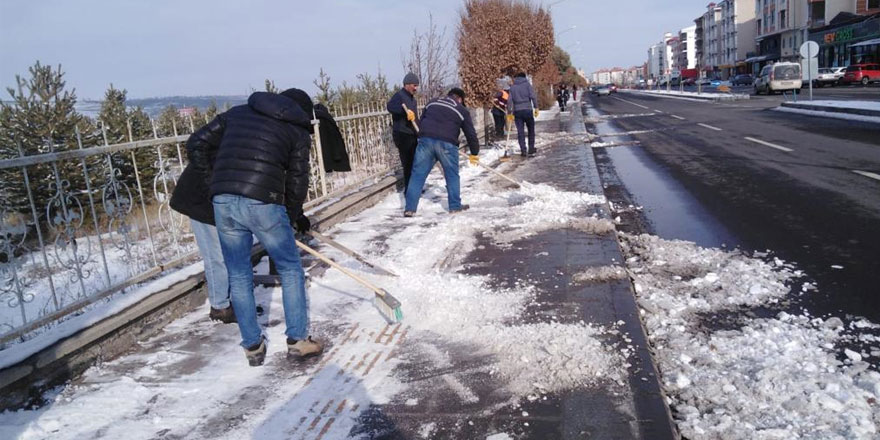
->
xmin=572 ymin=84 xmax=578 ymax=101
xmin=192 ymin=88 xmax=323 ymax=367
xmin=386 ymin=73 xmax=420 ymax=191
xmin=508 ymin=72 xmax=538 ymax=157
xmin=556 ymin=84 xmax=567 ymax=112
xmin=491 ymin=82 xmax=510 ymax=138
xmin=404 ymin=88 xmax=479 ymax=217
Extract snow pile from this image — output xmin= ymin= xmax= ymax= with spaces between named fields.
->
xmin=790 ymin=100 xmax=880 ymax=112
xmin=620 ymin=233 xmax=880 ymax=439
xmin=312 ymin=170 xmax=623 ymax=397
xmin=572 ymin=265 xmax=628 ymax=284
xmin=773 ymin=106 xmax=880 ymax=124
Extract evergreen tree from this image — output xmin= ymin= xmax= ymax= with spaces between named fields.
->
xmin=205 ymin=100 xmax=219 ymax=121
xmin=265 ymin=79 xmax=279 ymax=93
xmin=96 ymin=84 xmax=158 ymax=203
xmin=313 ymin=68 xmax=337 ymax=106
xmin=0 ymin=62 xmax=87 ymax=215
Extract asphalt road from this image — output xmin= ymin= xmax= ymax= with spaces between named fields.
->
xmin=586 ymin=91 xmax=880 ymax=322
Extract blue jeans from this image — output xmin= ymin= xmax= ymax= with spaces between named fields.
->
xmin=404 ymin=137 xmax=461 ymax=212
xmin=190 ymin=219 xmax=230 ymax=309
xmin=212 ymin=194 xmax=309 ymax=348
xmin=514 ymin=110 xmax=536 ymax=154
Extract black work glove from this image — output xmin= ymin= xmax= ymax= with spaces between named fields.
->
xmin=294 ymin=215 xmax=311 ymax=234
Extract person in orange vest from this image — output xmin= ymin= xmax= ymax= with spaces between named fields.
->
xmin=491 ymin=82 xmax=510 ymax=138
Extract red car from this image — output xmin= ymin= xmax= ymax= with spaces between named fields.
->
xmin=841 ymin=63 xmax=880 ymax=85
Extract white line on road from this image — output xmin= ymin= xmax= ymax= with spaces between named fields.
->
xmin=744 ymin=136 xmax=793 ymax=152
xmin=654 ymin=109 xmax=664 ymax=113
xmin=852 ymin=170 xmax=880 ymax=182
xmin=697 ymin=123 xmax=722 ymax=131
xmin=612 ymin=96 xmax=650 ymax=109
xmin=670 ymin=115 xmax=686 ymax=120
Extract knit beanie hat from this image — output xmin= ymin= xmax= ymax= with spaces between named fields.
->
xmin=280 ymin=88 xmax=314 ymax=116
xmin=403 ymin=72 xmax=420 ymax=85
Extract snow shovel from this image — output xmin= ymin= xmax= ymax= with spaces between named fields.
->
xmin=295 ymin=240 xmax=403 ymax=323
xmin=307 ymin=230 xmax=398 ymax=277
xmin=458 ymin=150 xmax=522 ymax=188
xmin=499 ymin=113 xmax=513 ymax=162
xmin=402 ymin=103 xmax=419 ymax=133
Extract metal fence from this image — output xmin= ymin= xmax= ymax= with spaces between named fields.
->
xmin=0 ymin=102 xmax=402 ymax=347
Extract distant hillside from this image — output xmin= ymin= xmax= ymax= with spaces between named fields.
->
xmin=74 ymin=95 xmax=248 ymax=119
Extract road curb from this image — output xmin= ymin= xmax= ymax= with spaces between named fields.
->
xmin=780 ymin=101 xmax=880 ymax=117
xmin=569 ymin=103 xmax=681 ymax=440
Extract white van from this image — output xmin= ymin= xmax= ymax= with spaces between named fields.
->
xmin=754 ymin=62 xmax=803 ymax=94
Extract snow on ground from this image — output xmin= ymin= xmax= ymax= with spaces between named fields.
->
xmin=621 ymin=89 xmax=749 ymax=101
xmin=0 ymin=133 xmax=628 ymax=439
xmin=789 ymin=100 xmax=880 ymax=112
xmin=620 ymin=233 xmax=880 ymax=440
xmin=774 ymin=106 xmax=880 ymax=124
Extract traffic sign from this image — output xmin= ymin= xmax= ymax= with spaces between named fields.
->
xmin=800 ymin=41 xmax=819 ymax=59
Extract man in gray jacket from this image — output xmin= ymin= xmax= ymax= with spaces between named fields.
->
xmin=507 ymin=72 xmax=538 ymax=157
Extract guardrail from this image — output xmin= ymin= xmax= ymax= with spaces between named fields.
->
xmin=0 ymin=101 xmax=403 ymax=347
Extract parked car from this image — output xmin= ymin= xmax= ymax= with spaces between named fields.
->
xmin=682 ymin=77 xmax=696 ymax=86
xmin=841 ymin=63 xmax=880 ymax=85
xmin=593 ymin=86 xmax=611 ymax=96
xmin=697 ymin=77 xmax=712 ymax=86
xmin=814 ymin=67 xmax=845 ymax=87
xmin=731 ymin=74 xmax=754 ymax=86
xmin=754 ymin=62 xmax=803 ymax=94
xmin=608 ymin=84 xmax=618 ymax=93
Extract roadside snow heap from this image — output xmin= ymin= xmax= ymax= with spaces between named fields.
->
xmin=621 ymin=233 xmax=880 ymax=440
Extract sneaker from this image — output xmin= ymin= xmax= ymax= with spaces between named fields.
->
xmin=244 ymin=339 xmax=267 ymax=367
xmin=403 ymin=211 xmax=415 ymax=218
xmin=287 ymin=336 xmax=324 ymax=359
xmin=209 ymin=306 xmax=236 ymax=324
xmin=449 ymin=204 xmax=470 ymax=214
xmin=528 ymin=150 xmax=536 ymax=158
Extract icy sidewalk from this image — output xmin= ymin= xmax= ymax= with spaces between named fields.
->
xmin=0 ymin=105 xmax=674 ymax=439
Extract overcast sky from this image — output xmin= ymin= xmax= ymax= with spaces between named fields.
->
xmin=1 ymin=0 xmax=711 ymax=99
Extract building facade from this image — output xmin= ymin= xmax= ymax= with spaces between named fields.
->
xmin=716 ymin=0 xmax=757 ymax=78
xmin=678 ymin=25 xmax=699 ymax=69
xmin=809 ymin=8 xmax=880 ymax=68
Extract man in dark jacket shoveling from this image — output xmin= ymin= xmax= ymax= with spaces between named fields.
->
xmin=403 ymin=88 xmax=479 ymax=217
xmin=189 ymin=88 xmax=323 ymax=366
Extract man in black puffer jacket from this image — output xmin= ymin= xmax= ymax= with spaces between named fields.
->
xmin=190 ymin=88 xmax=323 ymax=367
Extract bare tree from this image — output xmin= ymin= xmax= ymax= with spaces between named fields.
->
xmin=401 ymin=14 xmax=455 ymax=99
xmin=458 ymin=0 xmax=554 ymax=107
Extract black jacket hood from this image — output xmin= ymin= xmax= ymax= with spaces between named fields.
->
xmin=248 ymin=92 xmax=311 ymax=128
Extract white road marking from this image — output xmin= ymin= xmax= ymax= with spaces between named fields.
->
xmin=852 ymin=170 xmax=880 ymax=182
xmin=744 ymin=136 xmax=793 ymax=152
xmin=612 ymin=96 xmax=650 ymax=109
xmin=670 ymin=114 xmax=686 ymax=120
xmin=697 ymin=123 xmax=722 ymax=131
xmin=654 ymin=109 xmax=664 ymax=113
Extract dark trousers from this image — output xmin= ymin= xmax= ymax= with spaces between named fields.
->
xmin=557 ymin=98 xmax=566 ymax=112
xmin=514 ymin=110 xmax=536 ymax=154
xmin=491 ymin=108 xmax=506 ymax=137
xmin=392 ymin=132 xmax=418 ymax=190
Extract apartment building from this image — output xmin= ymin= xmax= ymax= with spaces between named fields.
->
xmin=807 ymin=0 xmax=880 ymax=67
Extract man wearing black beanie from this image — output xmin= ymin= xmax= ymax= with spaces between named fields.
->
xmin=386 ymin=72 xmax=420 ymax=191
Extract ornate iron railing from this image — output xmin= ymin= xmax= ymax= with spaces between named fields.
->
xmin=0 ymin=101 xmax=402 ymax=347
